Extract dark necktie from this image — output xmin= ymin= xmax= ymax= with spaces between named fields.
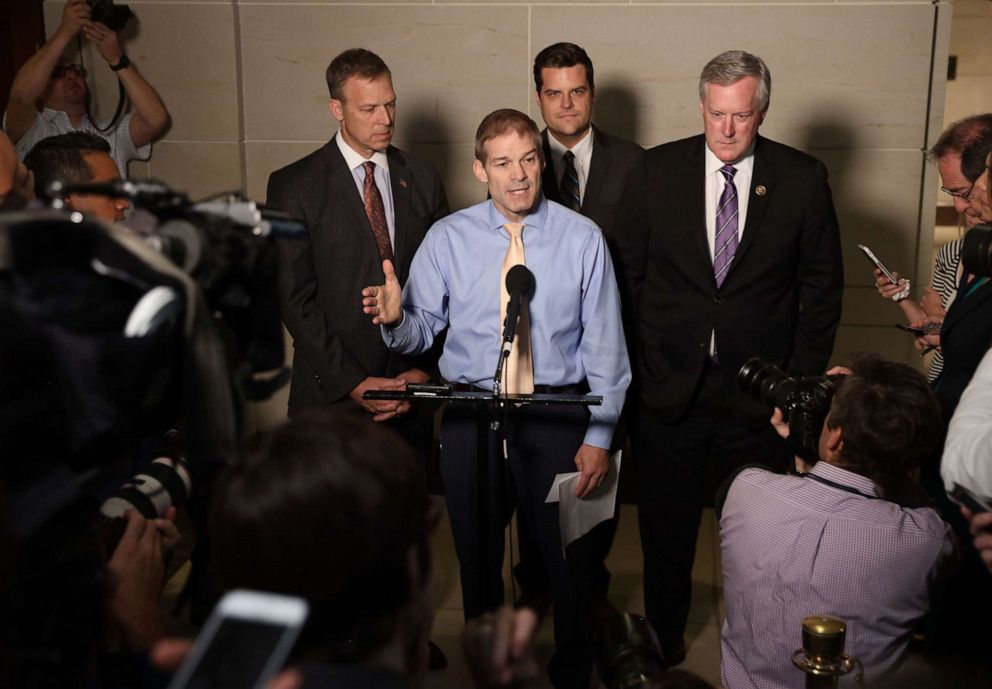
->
xmin=713 ymin=164 xmax=739 ymax=287
xmin=362 ymin=161 xmax=393 ymax=261
xmin=560 ymin=150 xmax=581 ymax=212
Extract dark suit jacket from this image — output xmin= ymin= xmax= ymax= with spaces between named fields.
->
xmin=934 ymin=276 xmax=992 ymax=423
xmin=266 ymin=139 xmax=449 ymax=410
xmin=614 ymin=134 xmax=843 ymax=422
xmin=540 ymin=126 xmax=643 ymax=238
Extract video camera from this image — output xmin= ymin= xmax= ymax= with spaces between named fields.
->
xmin=738 ymin=359 xmax=842 ymax=461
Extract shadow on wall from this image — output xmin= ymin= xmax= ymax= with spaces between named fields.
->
xmin=594 ymin=84 xmax=641 ymax=144
xmin=798 ymin=113 xmax=917 ymax=365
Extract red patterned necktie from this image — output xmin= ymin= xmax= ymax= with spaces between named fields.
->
xmin=362 ymin=161 xmax=393 ymax=261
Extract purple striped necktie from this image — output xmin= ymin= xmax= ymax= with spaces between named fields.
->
xmin=713 ymin=164 xmax=738 ymax=287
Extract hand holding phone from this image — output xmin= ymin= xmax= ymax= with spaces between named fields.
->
xmin=166 ymin=590 xmax=308 ymax=689
xmin=859 ymin=244 xmax=898 ymax=285
xmin=950 ymin=483 xmax=992 ymax=514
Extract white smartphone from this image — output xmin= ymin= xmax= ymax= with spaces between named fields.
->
xmin=857 ymin=244 xmax=898 ymax=285
xmin=166 ymin=590 xmax=308 ymax=689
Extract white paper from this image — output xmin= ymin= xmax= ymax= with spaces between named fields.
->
xmin=544 ymin=451 xmax=622 ymax=553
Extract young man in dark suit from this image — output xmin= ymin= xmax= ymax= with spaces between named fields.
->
xmin=518 ymin=41 xmax=643 ymax=620
xmin=534 ymin=42 xmax=643 ymax=239
xmin=614 ymin=50 xmax=843 ymax=665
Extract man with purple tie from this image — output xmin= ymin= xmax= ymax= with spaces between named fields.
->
xmin=614 ymin=50 xmax=843 ymax=665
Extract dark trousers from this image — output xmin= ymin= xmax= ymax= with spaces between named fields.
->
xmin=440 ymin=401 xmax=599 ymax=689
xmin=635 ymin=364 xmax=790 ymax=651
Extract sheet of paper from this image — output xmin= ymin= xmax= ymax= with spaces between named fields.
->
xmin=544 ymin=451 xmax=621 ymax=553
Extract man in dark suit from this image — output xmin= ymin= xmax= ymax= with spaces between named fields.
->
xmin=534 ymin=43 xmax=643 ymax=239
xmin=266 ymin=49 xmax=449 ymax=666
xmin=614 ymin=50 xmax=843 ymax=665
xmin=267 ymin=48 xmax=448 ymax=422
xmin=512 ymin=41 xmax=643 ymax=618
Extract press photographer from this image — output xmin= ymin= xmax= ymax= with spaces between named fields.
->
xmin=718 ymin=357 xmax=954 ymax=688
xmin=4 ymin=0 xmax=168 ymax=178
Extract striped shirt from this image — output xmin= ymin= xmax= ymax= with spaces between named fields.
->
xmin=927 ymin=239 xmax=962 ymax=381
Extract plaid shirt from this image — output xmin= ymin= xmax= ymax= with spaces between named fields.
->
xmin=719 ymin=462 xmax=954 ymax=689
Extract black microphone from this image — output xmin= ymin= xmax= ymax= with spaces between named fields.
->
xmin=502 ymin=264 xmax=535 ymax=349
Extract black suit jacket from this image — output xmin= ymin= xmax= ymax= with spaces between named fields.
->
xmin=934 ymin=276 xmax=992 ymax=422
xmin=540 ymin=126 xmax=643 ymax=238
xmin=266 ymin=139 xmax=449 ymax=410
xmin=615 ymin=134 xmax=843 ymax=422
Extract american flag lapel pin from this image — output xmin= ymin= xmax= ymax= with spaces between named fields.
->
xmin=399 ymin=178 xmax=408 ymax=188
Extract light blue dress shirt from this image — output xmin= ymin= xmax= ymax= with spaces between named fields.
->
xmin=382 ymin=197 xmax=631 ymax=449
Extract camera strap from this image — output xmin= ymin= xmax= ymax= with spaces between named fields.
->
xmin=799 ymin=471 xmax=879 ymax=500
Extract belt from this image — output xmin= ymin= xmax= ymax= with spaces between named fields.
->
xmin=449 ymin=382 xmax=585 ymax=394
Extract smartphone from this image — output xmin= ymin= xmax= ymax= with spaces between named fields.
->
xmin=949 ymin=482 xmax=992 ymax=514
xmin=166 ymin=590 xmax=308 ymax=689
xmin=858 ymin=244 xmax=898 ymax=285
xmin=895 ymin=323 xmax=927 ymax=335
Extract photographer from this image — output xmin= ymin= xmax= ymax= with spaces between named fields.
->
xmin=4 ymin=0 xmax=169 ymax=178
xmin=718 ymin=358 xmax=954 ymax=689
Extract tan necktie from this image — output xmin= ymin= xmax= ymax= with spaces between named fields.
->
xmin=500 ymin=223 xmax=534 ymax=394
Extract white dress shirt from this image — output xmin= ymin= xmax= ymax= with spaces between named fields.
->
xmin=336 ymin=131 xmax=396 ymax=246
xmin=546 ymin=128 xmax=594 ymax=203
xmin=942 ymin=345 xmax=992 ymax=500
xmin=704 ymin=143 xmax=754 ymax=356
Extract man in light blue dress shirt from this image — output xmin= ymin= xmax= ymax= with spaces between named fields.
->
xmin=362 ymin=109 xmax=630 ymax=689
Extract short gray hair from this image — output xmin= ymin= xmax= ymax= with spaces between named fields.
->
xmin=698 ymin=50 xmax=771 ymax=112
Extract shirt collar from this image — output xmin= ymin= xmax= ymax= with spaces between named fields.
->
xmin=704 ymin=140 xmax=755 ymax=177
xmin=810 ymin=461 xmax=884 ymax=499
xmin=335 ymin=131 xmax=389 ymax=172
xmin=486 ymin=195 xmax=549 ymax=233
xmin=546 ymin=126 xmax=594 ymax=159
xmin=40 ymin=107 xmax=89 ymax=127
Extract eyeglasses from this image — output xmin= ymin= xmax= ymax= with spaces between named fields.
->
xmin=51 ymin=64 xmax=87 ymax=80
xmin=940 ymin=183 xmax=974 ymax=201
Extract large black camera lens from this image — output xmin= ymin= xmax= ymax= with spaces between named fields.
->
xmin=962 ymin=223 xmax=992 ymax=279
xmin=737 ymin=358 xmax=797 ymax=410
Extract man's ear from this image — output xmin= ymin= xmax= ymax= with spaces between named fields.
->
xmin=825 ymin=425 xmax=843 ymax=455
xmin=472 ymin=159 xmax=488 ymax=184
xmin=328 ymin=98 xmax=344 ymax=123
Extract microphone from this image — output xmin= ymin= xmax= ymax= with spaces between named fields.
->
xmin=502 ymin=264 xmax=535 ymax=351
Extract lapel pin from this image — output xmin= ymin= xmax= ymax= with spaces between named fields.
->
xmin=399 ymin=179 xmax=408 ymax=188
xmin=755 ymin=185 xmax=767 ymax=196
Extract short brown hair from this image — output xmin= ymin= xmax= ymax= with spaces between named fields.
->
xmin=325 ymin=48 xmax=391 ymax=100
xmin=533 ymin=42 xmax=594 ymax=93
xmin=826 ymin=357 xmax=941 ymax=505
xmin=929 ymin=113 xmax=992 ymax=162
xmin=474 ymin=109 xmax=543 ymax=165
xmin=209 ymin=409 xmax=432 ymax=661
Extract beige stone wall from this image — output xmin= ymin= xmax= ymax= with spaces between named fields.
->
xmin=45 ymin=0 xmax=953 ymax=376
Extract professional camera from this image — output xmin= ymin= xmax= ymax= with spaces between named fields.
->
xmin=87 ymin=0 xmax=132 ymax=32
xmin=961 ymin=222 xmax=992 ymax=279
xmin=738 ymin=358 xmax=840 ymax=460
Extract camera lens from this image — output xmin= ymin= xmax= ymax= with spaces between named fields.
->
xmin=738 ymin=358 xmax=796 ymax=409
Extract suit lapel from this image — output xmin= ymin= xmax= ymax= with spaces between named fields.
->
xmin=724 ymin=136 xmax=774 ymax=283
xmin=683 ymin=138 xmax=711 ymax=280
xmin=582 ymin=127 xmax=609 ymax=214
xmin=388 ymin=146 xmax=411 ymax=281
xmin=322 ymin=139 xmax=380 ymax=259
xmin=540 ymin=131 xmax=562 ymax=205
